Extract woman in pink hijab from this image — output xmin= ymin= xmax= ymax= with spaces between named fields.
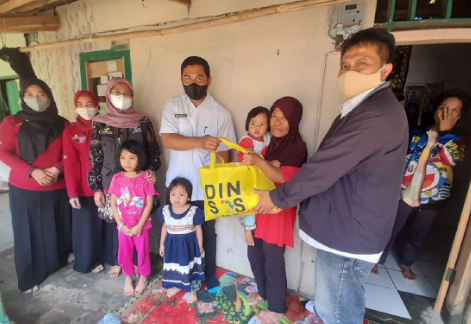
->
xmin=87 ymin=78 xmax=162 ymax=279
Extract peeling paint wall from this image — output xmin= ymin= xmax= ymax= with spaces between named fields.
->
xmin=29 ymin=0 xmax=378 ymax=298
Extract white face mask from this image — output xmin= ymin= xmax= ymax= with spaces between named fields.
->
xmin=24 ymin=97 xmax=51 ymax=112
xmin=337 ymin=65 xmax=385 ymax=99
xmin=76 ymin=107 xmax=98 ymax=120
xmin=110 ymin=94 xmax=132 ymax=110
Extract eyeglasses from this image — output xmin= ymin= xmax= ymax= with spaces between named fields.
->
xmin=110 ymin=90 xmax=132 ymax=98
xmin=77 ymin=102 xmax=97 ymax=108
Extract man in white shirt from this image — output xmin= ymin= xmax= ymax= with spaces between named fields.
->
xmin=160 ymin=56 xmax=236 ymax=292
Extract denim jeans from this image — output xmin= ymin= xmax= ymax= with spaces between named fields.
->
xmin=312 ymin=249 xmax=374 ymax=324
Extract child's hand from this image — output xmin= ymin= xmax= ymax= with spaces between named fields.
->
xmin=242 ymin=153 xmax=261 ymax=166
xmin=122 ymin=225 xmax=132 ymax=236
xmin=159 ymin=245 xmax=165 ymax=257
xmin=270 ymin=160 xmax=281 ymax=168
xmin=129 ymin=224 xmax=143 ymax=237
xmin=199 ymin=245 xmax=205 ymax=256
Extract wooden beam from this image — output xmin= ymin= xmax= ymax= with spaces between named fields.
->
xmin=16 ymin=0 xmax=57 ymax=13
xmin=166 ymin=0 xmax=190 ymax=5
xmin=0 ymin=0 xmax=42 ymax=15
xmin=19 ymin=0 xmax=351 ymax=52
xmin=0 ymin=15 xmax=59 ymax=33
xmin=394 ymin=28 xmax=471 ymax=45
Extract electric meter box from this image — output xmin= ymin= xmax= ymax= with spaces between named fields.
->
xmin=338 ymin=2 xmax=363 ymax=26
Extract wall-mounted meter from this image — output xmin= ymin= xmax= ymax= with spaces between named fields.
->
xmin=338 ymin=2 xmax=363 ymax=26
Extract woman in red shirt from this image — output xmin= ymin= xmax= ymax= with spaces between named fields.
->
xmin=63 ymin=91 xmax=104 ymax=274
xmin=0 ymin=79 xmax=71 ymax=293
xmin=242 ymin=97 xmax=307 ymax=324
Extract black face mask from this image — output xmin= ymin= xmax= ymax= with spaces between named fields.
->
xmin=183 ymin=83 xmax=208 ymax=101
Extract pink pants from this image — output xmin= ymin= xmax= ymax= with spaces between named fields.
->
xmin=118 ymin=228 xmax=151 ymax=277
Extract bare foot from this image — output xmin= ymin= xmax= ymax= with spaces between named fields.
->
xmin=167 ymin=287 xmax=181 ymax=298
xmin=67 ymin=253 xmax=75 ymax=263
xmin=123 ymin=276 xmax=134 ymax=296
xmin=109 ymin=265 xmax=122 ymax=278
xmin=248 ymin=292 xmax=265 ymax=306
xmin=187 ymin=291 xmax=198 ymax=303
xmin=92 ymin=264 xmax=104 ymax=273
xmin=23 ymin=285 xmax=39 ymax=293
xmin=256 ymin=309 xmax=283 ymax=324
xmin=399 ymin=264 xmax=417 ymax=281
xmin=135 ymin=276 xmax=148 ymax=294
xmin=245 ymin=230 xmax=255 ymax=246
xmin=371 ymin=264 xmax=379 ymax=276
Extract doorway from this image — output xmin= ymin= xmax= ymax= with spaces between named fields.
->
xmin=363 ymin=43 xmax=471 ymax=323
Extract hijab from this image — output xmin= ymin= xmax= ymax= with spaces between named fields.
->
xmin=73 ymin=90 xmax=98 ymax=130
xmin=265 ymin=96 xmax=307 ymax=167
xmin=17 ymin=79 xmax=67 ymax=164
xmin=92 ymin=78 xmax=146 ymax=128
xmin=74 ymin=90 xmax=98 ymax=108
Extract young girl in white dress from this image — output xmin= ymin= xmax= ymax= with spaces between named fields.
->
xmin=158 ymin=177 xmax=205 ymax=303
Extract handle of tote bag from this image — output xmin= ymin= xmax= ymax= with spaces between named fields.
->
xmin=210 ymin=137 xmax=264 ymax=169
xmin=210 ymin=152 xmax=225 ymax=169
xmin=212 ymin=137 xmax=278 ymax=212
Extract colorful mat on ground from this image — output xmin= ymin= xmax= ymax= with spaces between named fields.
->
xmin=114 ymin=268 xmax=377 ymax=324
xmin=0 ymin=291 xmax=10 ymax=324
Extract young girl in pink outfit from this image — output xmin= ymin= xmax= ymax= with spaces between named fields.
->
xmin=109 ymin=140 xmax=157 ymax=296
xmin=237 ymin=107 xmax=275 ymax=246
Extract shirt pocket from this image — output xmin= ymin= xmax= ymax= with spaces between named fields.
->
xmin=198 ymin=125 xmax=216 ymax=137
xmin=178 ymin=119 xmax=193 ymax=136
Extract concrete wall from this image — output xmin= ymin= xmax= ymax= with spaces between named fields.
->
xmin=0 ymin=34 xmax=26 ymax=79
xmin=29 ymin=0 xmax=377 ymax=297
xmin=406 ymin=44 xmax=471 ymax=95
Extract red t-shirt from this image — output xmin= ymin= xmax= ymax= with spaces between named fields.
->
xmin=254 ymin=166 xmax=300 ymax=248
xmin=0 ymin=115 xmax=67 ymax=191
xmin=63 ymin=120 xmax=94 ymax=197
xmin=237 ymin=137 xmax=269 ymax=162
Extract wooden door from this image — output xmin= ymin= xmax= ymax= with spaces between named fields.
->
xmin=434 ymin=182 xmax=471 ymax=312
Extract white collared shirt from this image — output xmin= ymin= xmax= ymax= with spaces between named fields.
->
xmin=160 ymin=94 xmax=236 ymax=201
xmin=299 ymin=229 xmax=382 ymax=263
xmin=339 ymin=82 xmax=386 ymax=119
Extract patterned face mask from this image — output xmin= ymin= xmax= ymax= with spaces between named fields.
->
xmin=76 ymin=107 xmax=98 ymax=120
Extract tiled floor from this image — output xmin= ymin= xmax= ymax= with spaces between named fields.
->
xmin=364 ymin=248 xmax=448 ymax=320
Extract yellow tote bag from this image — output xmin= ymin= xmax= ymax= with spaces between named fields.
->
xmin=198 ymin=137 xmax=276 ymax=221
